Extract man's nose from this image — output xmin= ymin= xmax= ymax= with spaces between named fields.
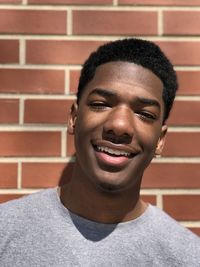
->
xmin=103 ymin=106 xmax=134 ymax=144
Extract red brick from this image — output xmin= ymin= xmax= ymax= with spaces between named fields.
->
xmin=189 ymin=228 xmax=200 ymax=237
xmin=0 ymin=163 xmax=17 ymax=188
xmin=177 ymin=71 xmax=200 ymax=95
xmin=26 ymin=40 xmax=104 ymax=65
xmin=73 ymin=10 xmax=157 ymax=35
xmin=0 ymin=69 xmax=64 ymax=94
xmin=22 ymin=162 xmax=74 ymax=188
xmin=28 ymin=0 xmax=111 ymax=4
xmin=0 ymin=40 xmax=19 ymax=63
xmin=0 ymin=99 xmax=19 ymax=124
xmin=164 ymin=11 xmax=200 ymax=35
xmin=24 ymin=99 xmax=73 ymax=124
xmin=157 ymin=41 xmax=200 ymax=66
xmin=69 ymin=70 xmax=80 ymax=94
xmin=0 ymin=10 xmax=66 ymax=35
xmin=163 ymin=132 xmax=200 ymax=157
xmin=0 ymin=194 xmax=25 ymax=204
xmin=0 ymin=132 xmax=61 ymax=157
xmin=0 ymin=0 xmax=21 ymax=3
xmin=67 ymin=133 xmax=75 ymax=156
xmin=141 ymin=195 xmax=156 ymax=205
xmin=119 ymin=0 xmax=200 ymax=5
xmin=163 ymin=195 xmax=200 ymax=221
xmin=142 ymin=163 xmax=200 ymax=189
xmin=26 ymin=40 xmax=200 ymax=74
xmin=168 ymin=101 xmax=200 ymax=126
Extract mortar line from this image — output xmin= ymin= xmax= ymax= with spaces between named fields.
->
xmin=156 ymin=194 xmax=163 ymax=209
xmin=141 ymin=189 xmax=200 ymax=195
xmin=19 ymin=38 xmax=25 ymax=65
xmin=67 ymin=7 xmax=72 ymax=35
xmin=0 ymin=4 xmax=200 ymax=10
xmin=19 ymin=98 xmax=24 ymax=125
xmin=2 ymin=35 xmax=200 ymax=42
xmin=175 ymin=96 xmax=200 ymax=101
xmin=0 ymin=189 xmax=40 ymax=194
xmin=65 ymin=68 xmax=70 ymax=95
xmin=0 ymin=126 xmax=67 ymax=131
xmin=181 ymin=221 xmax=200 ymax=227
xmin=158 ymin=9 xmax=163 ymax=36
xmin=0 ymin=65 xmax=81 ymax=70
xmin=0 ymin=94 xmax=76 ymax=100
xmin=0 ymin=157 xmax=75 ymax=163
xmin=17 ymin=162 xmax=22 ymax=189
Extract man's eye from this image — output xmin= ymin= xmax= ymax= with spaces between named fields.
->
xmin=136 ymin=111 xmax=156 ymax=122
xmin=89 ymin=102 xmax=109 ymax=111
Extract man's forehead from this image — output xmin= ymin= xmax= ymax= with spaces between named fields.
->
xmin=88 ymin=61 xmax=163 ymax=91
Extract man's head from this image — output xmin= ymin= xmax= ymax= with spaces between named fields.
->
xmin=68 ymin=38 xmax=178 ymax=193
xmin=77 ymin=38 xmax=178 ymax=123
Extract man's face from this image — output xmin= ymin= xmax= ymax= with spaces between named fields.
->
xmin=69 ymin=61 xmax=167 ymax=193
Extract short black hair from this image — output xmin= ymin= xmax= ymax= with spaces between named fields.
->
xmin=77 ymin=38 xmax=178 ymax=122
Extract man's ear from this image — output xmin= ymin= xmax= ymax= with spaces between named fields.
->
xmin=155 ymin=125 xmax=168 ymax=156
xmin=67 ymin=103 xmax=78 ymax=135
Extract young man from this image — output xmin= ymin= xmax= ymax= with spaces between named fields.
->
xmin=0 ymin=38 xmax=199 ymax=266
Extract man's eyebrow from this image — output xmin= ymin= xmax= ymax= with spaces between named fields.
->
xmin=89 ymin=88 xmax=161 ymax=108
xmin=89 ymin=88 xmax=117 ymax=98
xmin=137 ymin=97 xmax=161 ymax=109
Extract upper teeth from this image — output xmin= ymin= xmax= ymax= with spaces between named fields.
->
xmin=97 ymin=146 xmax=131 ymax=157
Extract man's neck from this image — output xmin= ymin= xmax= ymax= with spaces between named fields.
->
xmin=59 ymin=169 xmax=147 ymax=224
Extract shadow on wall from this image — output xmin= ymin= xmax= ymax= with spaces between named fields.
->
xmin=58 ymin=155 xmax=75 ymax=186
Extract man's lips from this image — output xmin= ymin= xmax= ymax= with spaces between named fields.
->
xmin=96 ymin=145 xmax=131 ymax=157
xmin=92 ymin=140 xmax=139 ymax=156
xmin=92 ymin=140 xmax=139 ymax=167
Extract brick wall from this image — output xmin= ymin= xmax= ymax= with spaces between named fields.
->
xmin=0 ymin=0 xmax=199 ymax=236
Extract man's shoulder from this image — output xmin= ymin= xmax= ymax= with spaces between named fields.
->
xmin=139 ymin=205 xmax=200 ymax=265
xmin=0 ymin=188 xmax=55 ymax=208
xmin=0 ymin=188 xmax=57 ymax=227
xmin=147 ymin=205 xmax=200 ymax=251
xmin=149 ymin=205 xmax=199 ymax=239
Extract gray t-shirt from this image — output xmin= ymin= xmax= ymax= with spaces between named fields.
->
xmin=0 ymin=188 xmax=199 ymax=267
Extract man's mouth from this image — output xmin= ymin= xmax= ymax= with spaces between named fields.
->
xmin=92 ymin=142 xmax=138 ymax=167
xmin=93 ymin=144 xmax=135 ymax=168
xmin=95 ymin=145 xmax=131 ymax=157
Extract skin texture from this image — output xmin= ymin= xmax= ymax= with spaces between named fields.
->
xmin=61 ymin=61 xmax=167 ymax=223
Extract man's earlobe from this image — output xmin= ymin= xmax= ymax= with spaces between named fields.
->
xmin=155 ymin=125 xmax=168 ymax=156
xmin=67 ymin=103 xmax=78 ymax=135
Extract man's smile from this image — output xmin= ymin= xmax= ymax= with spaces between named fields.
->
xmin=96 ymin=145 xmax=131 ymax=157
xmin=92 ymin=140 xmax=140 ymax=168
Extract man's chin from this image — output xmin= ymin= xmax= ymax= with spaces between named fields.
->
xmin=94 ymin=175 xmax=136 ymax=195
xmin=97 ymin=181 xmax=125 ymax=194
